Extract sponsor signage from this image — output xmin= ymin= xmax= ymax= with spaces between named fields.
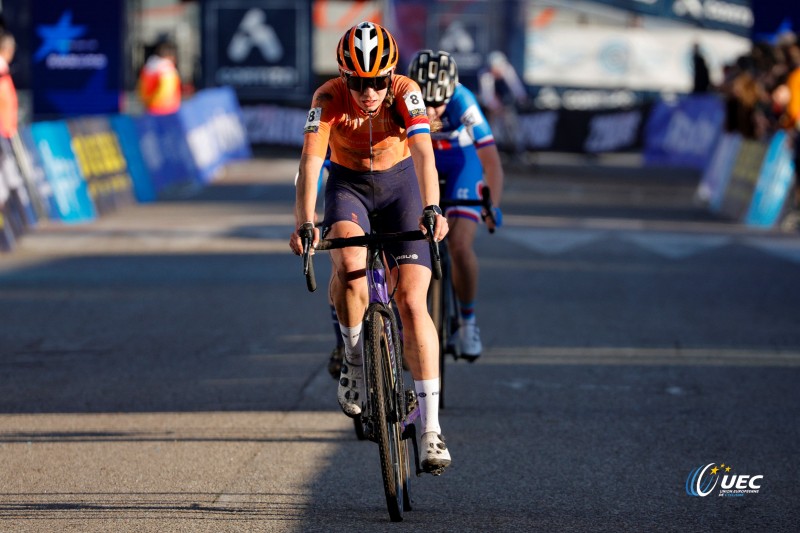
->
xmin=643 ymin=94 xmax=725 ymax=169
xmin=517 ymin=105 xmax=650 ymax=153
xmin=202 ymin=0 xmax=312 ymax=102
xmin=586 ymin=0 xmax=753 ymax=37
xmin=67 ymin=117 xmax=134 ymax=215
xmin=719 ymin=138 xmax=767 ymax=221
xmin=428 ymin=4 xmax=492 ymax=75
xmin=29 ymin=121 xmax=96 ymax=223
xmin=744 ymin=131 xmax=794 ymax=227
xmin=30 ymin=0 xmax=123 ymax=117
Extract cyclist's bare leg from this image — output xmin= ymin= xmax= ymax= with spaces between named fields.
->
xmin=393 ymin=262 xmax=451 ymax=472
xmin=445 ymin=215 xmax=482 ymax=359
xmin=391 ymin=263 xmax=438 ymax=380
xmin=329 ymin=221 xmax=369 ymax=417
xmin=328 ymin=221 xmax=368 ymax=326
xmin=446 ymin=216 xmax=478 ymax=306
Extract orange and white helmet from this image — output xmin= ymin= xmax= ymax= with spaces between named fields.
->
xmin=336 ymin=21 xmax=399 ymax=77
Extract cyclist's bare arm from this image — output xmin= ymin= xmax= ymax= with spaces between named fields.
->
xmin=476 ymin=143 xmax=504 ymax=231
xmin=476 ymin=143 xmax=504 ymax=208
xmin=409 ymin=141 xmax=449 ymax=242
xmin=290 ymin=153 xmax=325 ymax=255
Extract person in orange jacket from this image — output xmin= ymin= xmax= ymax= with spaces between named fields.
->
xmin=0 ymin=31 xmax=18 ymax=138
xmin=138 ymin=39 xmax=181 ymax=115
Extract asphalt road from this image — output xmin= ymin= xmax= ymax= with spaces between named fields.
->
xmin=1 ymin=153 xmax=799 ymax=532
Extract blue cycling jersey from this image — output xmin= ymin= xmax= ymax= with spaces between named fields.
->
xmin=431 ymin=84 xmax=495 ymax=221
xmin=431 ymin=84 xmax=495 ymax=153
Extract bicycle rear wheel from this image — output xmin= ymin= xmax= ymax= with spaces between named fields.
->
xmin=366 ymin=306 xmax=409 ymax=522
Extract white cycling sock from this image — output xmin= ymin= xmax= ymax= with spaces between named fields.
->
xmin=414 ymin=378 xmax=441 ymax=435
xmin=340 ymin=323 xmax=363 ymax=365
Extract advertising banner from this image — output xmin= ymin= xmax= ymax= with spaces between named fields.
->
xmin=17 ymin=129 xmax=56 ymax=222
xmin=30 ymin=0 xmax=123 ymax=117
xmin=241 ymin=105 xmax=308 ymax=146
xmin=644 ymin=94 xmax=725 ymax=169
xmin=110 ymin=115 xmax=156 ymax=203
xmin=67 ymin=117 xmax=134 ymax=215
xmin=524 ymin=26 xmax=750 ymax=92
xmin=744 ymin=131 xmax=795 ymax=227
xmin=564 ymin=0 xmax=753 ymax=37
xmin=29 ymin=121 xmax=96 ymax=223
xmin=719 ymin=138 xmax=767 ymax=221
xmin=697 ymin=132 xmax=742 ymax=211
xmin=517 ymin=105 xmax=650 ymax=153
xmin=427 ymin=2 xmax=494 ymax=76
xmin=312 ymin=0 xmax=382 ymax=75
xmin=134 ymin=113 xmax=198 ymax=196
xmin=202 ymin=0 xmax=312 ymax=103
xmin=178 ymin=87 xmax=252 ymax=184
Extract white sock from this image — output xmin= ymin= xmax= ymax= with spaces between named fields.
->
xmin=414 ymin=378 xmax=441 ymax=435
xmin=460 ymin=315 xmax=476 ymax=327
xmin=340 ymin=323 xmax=363 ymax=365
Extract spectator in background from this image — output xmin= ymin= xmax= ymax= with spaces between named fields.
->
xmin=478 ymin=51 xmax=527 ymax=157
xmin=692 ymin=43 xmax=711 ymax=94
xmin=782 ymin=43 xmax=800 ymax=211
xmin=0 ymin=31 xmax=17 ymax=138
xmin=138 ymin=39 xmax=181 ymax=115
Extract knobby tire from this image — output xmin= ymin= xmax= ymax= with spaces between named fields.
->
xmin=366 ymin=305 xmax=409 ymax=522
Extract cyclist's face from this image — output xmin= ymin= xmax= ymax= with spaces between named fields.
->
xmin=345 ymin=73 xmax=392 ymax=113
xmin=426 ymin=104 xmax=446 ymax=122
xmin=349 ymin=85 xmax=388 ymax=113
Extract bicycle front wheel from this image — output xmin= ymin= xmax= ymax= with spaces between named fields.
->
xmin=366 ymin=306 xmax=408 ymax=522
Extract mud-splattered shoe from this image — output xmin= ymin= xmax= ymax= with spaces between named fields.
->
xmin=420 ymin=432 xmax=451 ymax=475
xmin=337 ymin=361 xmax=363 ymax=418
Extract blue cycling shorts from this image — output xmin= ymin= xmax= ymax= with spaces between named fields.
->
xmin=323 ymin=158 xmax=431 ymax=268
xmin=435 ymin=147 xmax=484 ymax=223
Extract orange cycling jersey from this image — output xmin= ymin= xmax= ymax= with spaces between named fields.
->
xmin=302 ymin=75 xmax=431 ymax=172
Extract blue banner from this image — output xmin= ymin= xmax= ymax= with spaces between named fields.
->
xmin=644 ymin=94 xmax=724 ymax=169
xmin=29 ymin=121 xmax=96 ymax=223
xmin=110 ymin=115 xmax=156 ymax=203
xmin=31 ymin=0 xmax=123 ymax=117
xmin=133 ymin=113 xmax=198 ymax=195
xmin=579 ymin=0 xmax=753 ymax=37
xmin=744 ymin=131 xmax=794 ymax=227
xmin=178 ymin=87 xmax=252 ymax=184
xmin=697 ymin=132 xmax=742 ymax=213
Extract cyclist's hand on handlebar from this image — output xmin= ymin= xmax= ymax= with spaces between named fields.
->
xmin=420 ymin=205 xmax=449 ymax=242
xmin=290 ymin=221 xmax=319 ymax=256
xmin=483 ymin=206 xmax=503 ymax=232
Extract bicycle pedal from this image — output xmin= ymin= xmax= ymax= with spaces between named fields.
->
xmin=405 ymin=389 xmax=418 ymax=411
xmin=423 ymin=465 xmax=449 ymax=476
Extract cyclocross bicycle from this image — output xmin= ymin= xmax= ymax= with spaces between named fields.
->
xmin=428 ymin=185 xmax=495 ymax=409
xmin=299 ymin=210 xmax=441 ymax=522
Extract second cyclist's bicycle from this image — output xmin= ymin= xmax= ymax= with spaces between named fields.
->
xmin=428 ymin=185 xmax=496 ymax=409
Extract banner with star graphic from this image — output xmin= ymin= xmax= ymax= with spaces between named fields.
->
xmin=31 ymin=0 xmax=123 ymax=118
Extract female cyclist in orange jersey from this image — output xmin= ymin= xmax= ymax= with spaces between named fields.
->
xmin=289 ymin=22 xmax=451 ymax=473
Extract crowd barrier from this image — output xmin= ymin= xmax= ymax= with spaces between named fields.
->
xmin=643 ymin=93 xmax=795 ymax=229
xmin=0 ymin=87 xmax=251 ymax=253
xmin=240 ymin=93 xmax=796 ymax=229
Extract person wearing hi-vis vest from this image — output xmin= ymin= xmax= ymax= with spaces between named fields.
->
xmin=0 ymin=31 xmax=18 ymax=138
xmin=138 ymin=39 xmax=181 ymax=115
